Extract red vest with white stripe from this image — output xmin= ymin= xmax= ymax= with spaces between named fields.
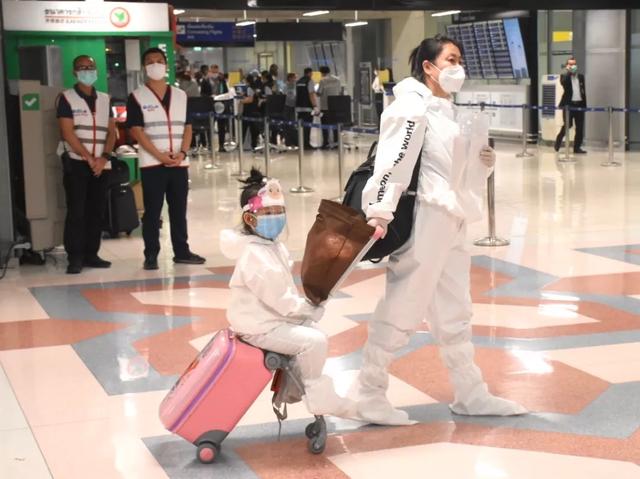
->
xmin=132 ymin=85 xmax=189 ymax=168
xmin=62 ymin=88 xmax=111 ymax=169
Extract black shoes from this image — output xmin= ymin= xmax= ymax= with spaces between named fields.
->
xmin=66 ymin=263 xmax=82 ymax=275
xmin=83 ymin=256 xmax=112 ymax=269
xmin=574 ymin=149 xmax=587 ymax=154
xmin=143 ymin=258 xmax=159 ymax=270
xmin=173 ymin=253 xmax=206 ymax=265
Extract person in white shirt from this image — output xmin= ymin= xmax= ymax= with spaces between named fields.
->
xmin=355 ymin=35 xmax=528 ymax=425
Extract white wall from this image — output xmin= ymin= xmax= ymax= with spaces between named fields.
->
xmin=390 ymin=12 xmax=426 ymax=80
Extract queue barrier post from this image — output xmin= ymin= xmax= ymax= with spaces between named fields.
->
xmin=601 ymin=106 xmax=622 ymax=167
xmin=558 ymin=105 xmax=576 ymax=163
xmin=204 ymin=113 xmax=222 ymax=170
xmin=290 ymin=119 xmax=314 ymax=193
xmin=263 ymin=117 xmax=271 ymax=177
xmin=474 ymin=138 xmax=510 ymax=247
xmin=516 ymin=104 xmax=535 ymax=158
xmin=230 ymin=115 xmax=248 ymax=177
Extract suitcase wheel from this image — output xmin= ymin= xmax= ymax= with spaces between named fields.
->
xmin=306 ymin=416 xmax=327 ymax=455
xmin=196 ymin=441 xmax=220 ymax=464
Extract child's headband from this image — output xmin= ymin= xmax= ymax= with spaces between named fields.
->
xmin=242 ymin=178 xmax=285 ymax=213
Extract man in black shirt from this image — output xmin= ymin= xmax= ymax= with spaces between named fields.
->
xmin=57 ymin=55 xmax=116 ymax=274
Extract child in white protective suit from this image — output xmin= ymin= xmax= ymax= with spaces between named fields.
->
xmin=220 ymin=168 xmax=356 ymax=418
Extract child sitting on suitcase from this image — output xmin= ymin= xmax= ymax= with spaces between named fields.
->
xmin=220 ymin=168 xmax=356 ymax=418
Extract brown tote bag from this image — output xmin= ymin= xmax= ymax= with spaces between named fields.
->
xmin=301 ymin=200 xmax=375 ymax=305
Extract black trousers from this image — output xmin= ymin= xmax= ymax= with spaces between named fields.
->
xmin=217 ymin=118 xmax=227 ymax=150
xmin=242 ymin=116 xmax=260 ymax=149
xmin=140 ymin=166 xmax=190 ymax=260
xmin=62 ymin=158 xmax=109 ymax=264
xmin=556 ymin=101 xmax=585 ymax=151
xmin=283 ymin=106 xmax=297 ymax=146
xmin=298 ymin=111 xmax=313 ymax=147
xmin=321 ymin=110 xmax=338 ymax=146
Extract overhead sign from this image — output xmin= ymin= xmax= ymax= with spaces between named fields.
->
xmin=176 ymin=22 xmax=255 ymax=45
xmin=2 ymin=1 xmax=169 ymax=33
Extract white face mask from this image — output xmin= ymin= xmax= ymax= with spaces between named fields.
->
xmin=431 ymin=63 xmax=466 ymax=93
xmin=145 ymin=63 xmax=167 ymax=81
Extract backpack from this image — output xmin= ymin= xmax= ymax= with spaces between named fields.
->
xmin=342 ymin=141 xmax=421 ymax=262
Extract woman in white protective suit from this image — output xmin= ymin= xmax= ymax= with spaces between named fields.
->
xmin=356 ymin=35 xmax=528 ymax=425
xmin=220 ymin=168 xmax=355 ymax=418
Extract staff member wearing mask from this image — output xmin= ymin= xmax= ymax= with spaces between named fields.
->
xmin=126 ymin=48 xmax=205 ymax=270
xmin=317 ymin=66 xmax=342 ymax=149
xmin=356 ymin=35 xmax=527 ymax=425
xmin=57 ymin=55 xmax=116 ymax=274
xmin=296 ymin=67 xmax=319 ymax=150
xmin=554 ymin=57 xmax=587 ymax=154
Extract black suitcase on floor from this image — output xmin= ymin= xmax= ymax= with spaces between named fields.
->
xmin=103 ymin=159 xmax=140 ymax=237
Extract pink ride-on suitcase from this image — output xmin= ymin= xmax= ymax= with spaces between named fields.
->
xmin=159 ymin=328 xmax=327 ymax=463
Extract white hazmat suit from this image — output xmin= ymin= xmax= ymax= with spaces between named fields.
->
xmin=220 ymin=229 xmax=355 ymax=417
xmin=357 ymin=77 xmax=527 ymax=425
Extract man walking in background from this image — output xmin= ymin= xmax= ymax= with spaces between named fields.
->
xmin=555 ymin=57 xmax=587 ymax=154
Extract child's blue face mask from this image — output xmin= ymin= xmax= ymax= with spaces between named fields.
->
xmin=254 ymin=213 xmax=286 ymax=240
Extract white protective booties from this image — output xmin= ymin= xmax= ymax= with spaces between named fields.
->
xmin=354 ymin=342 xmax=416 ymax=426
xmin=304 ymin=375 xmax=358 ymax=419
xmin=441 ymin=343 xmax=528 ymax=416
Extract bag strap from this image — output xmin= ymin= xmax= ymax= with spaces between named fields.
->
xmin=406 ymin=150 xmax=422 ymax=194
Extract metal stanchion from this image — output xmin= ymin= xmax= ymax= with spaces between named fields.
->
xmin=601 ymin=106 xmax=621 ymax=167
xmin=204 ymin=113 xmax=221 ymax=170
xmin=558 ymin=105 xmax=575 ymax=163
xmin=474 ymin=138 xmax=510 ymax=247
xmin=263 ymin=117 xmax=271 ymax=177
xmin=516 ymin=105 xmax=534 ymax=158
xmin=231 ymin=115 xmax=248 ymax=177
xmin=290 ymin=119 xmax=314 ymax=193
xmin=223 ymin=116 xmax=236 ymax=152
xmin=334 ymin=124 xmax=345 ymax=201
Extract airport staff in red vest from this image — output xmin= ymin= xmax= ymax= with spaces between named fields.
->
xmin=126 ymin=48 xmax=205 ymax=271
xmin=57 ymin=55 xmax=116 ymax=275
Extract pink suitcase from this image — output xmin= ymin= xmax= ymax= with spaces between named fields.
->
xmin=159 ymin=328 xmax=273 ymax=463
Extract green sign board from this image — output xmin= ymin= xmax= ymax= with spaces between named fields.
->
xmin=22 ymin=93 xmax=40 ymax=111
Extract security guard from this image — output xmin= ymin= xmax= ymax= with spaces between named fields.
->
xmin=57 ymin=55 xmax=116 ymax=274
xmin=296 ymin=67 xmax=319 ymax=149
xmin=126 ymin=48 xmax=205 ymax=270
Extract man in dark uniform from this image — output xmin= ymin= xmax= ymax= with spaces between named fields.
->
xmin=295 ymin=67 xmax=319 ymax=150
xmin=57 ymin=55 xmax=116 ymax=274
xmin=555 ymin=57 xmax=587 ymax=154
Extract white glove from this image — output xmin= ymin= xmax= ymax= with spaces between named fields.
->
xmin=479 ymin=145 xmax=496 ymax=168
xmin=310 ymin=304 xmax=325 ymax=323
xmin=367 ymin=217 xmax=390 ymax=239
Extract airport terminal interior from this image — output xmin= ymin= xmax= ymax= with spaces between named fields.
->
xmin=1 ymin=1 xmax=640 ymax=478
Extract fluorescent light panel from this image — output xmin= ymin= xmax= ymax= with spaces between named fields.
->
xmin=236 ymin=20 xmax=256 ymax=26
xmin=432 ymin=10 xmax=461 ymax=17
xmin=345 ymin=21 xmax=368 ymax=27
xmin=303 ymin=10 xmax=330 ymax=17
xmin=173 ymin=9 xmax=185 ymax=15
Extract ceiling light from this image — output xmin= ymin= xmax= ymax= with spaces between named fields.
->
xmin=431 ymin=10 xmax=461 ymax=17
xmin=173 ymin=9 xmax=185 ymax=15
xmin=345 ymin=10 xmax=367 ymax=28
xmin=303 ymin=10 xmax=330 ymax=17
xmin=236 ymin=10 xmax=256 ymax=27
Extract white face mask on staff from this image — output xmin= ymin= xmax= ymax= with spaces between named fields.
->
xmin=429 ymin=63 xmax=466 ymax=94
xmin=145 ymin=63 xmax=167 ymax=81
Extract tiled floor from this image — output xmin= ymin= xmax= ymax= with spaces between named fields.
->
xmin=1 ymin=138 xmax=640 ymax=478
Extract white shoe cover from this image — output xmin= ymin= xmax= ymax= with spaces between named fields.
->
xmin=449 ymin=389 xmax=528 ymax=416
xmin=441 ymin=343 xmax=528 ymax=417
xmin=304 ymin=375 xmax=358 ymax=418
xmin=356 ymin=393 xmax=417 ymax=426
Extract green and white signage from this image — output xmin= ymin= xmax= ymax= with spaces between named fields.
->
xmin=22 ymin=93 xmax=40 ymax=111
xmin=2 ymin=1 xmax=169 ymax=33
